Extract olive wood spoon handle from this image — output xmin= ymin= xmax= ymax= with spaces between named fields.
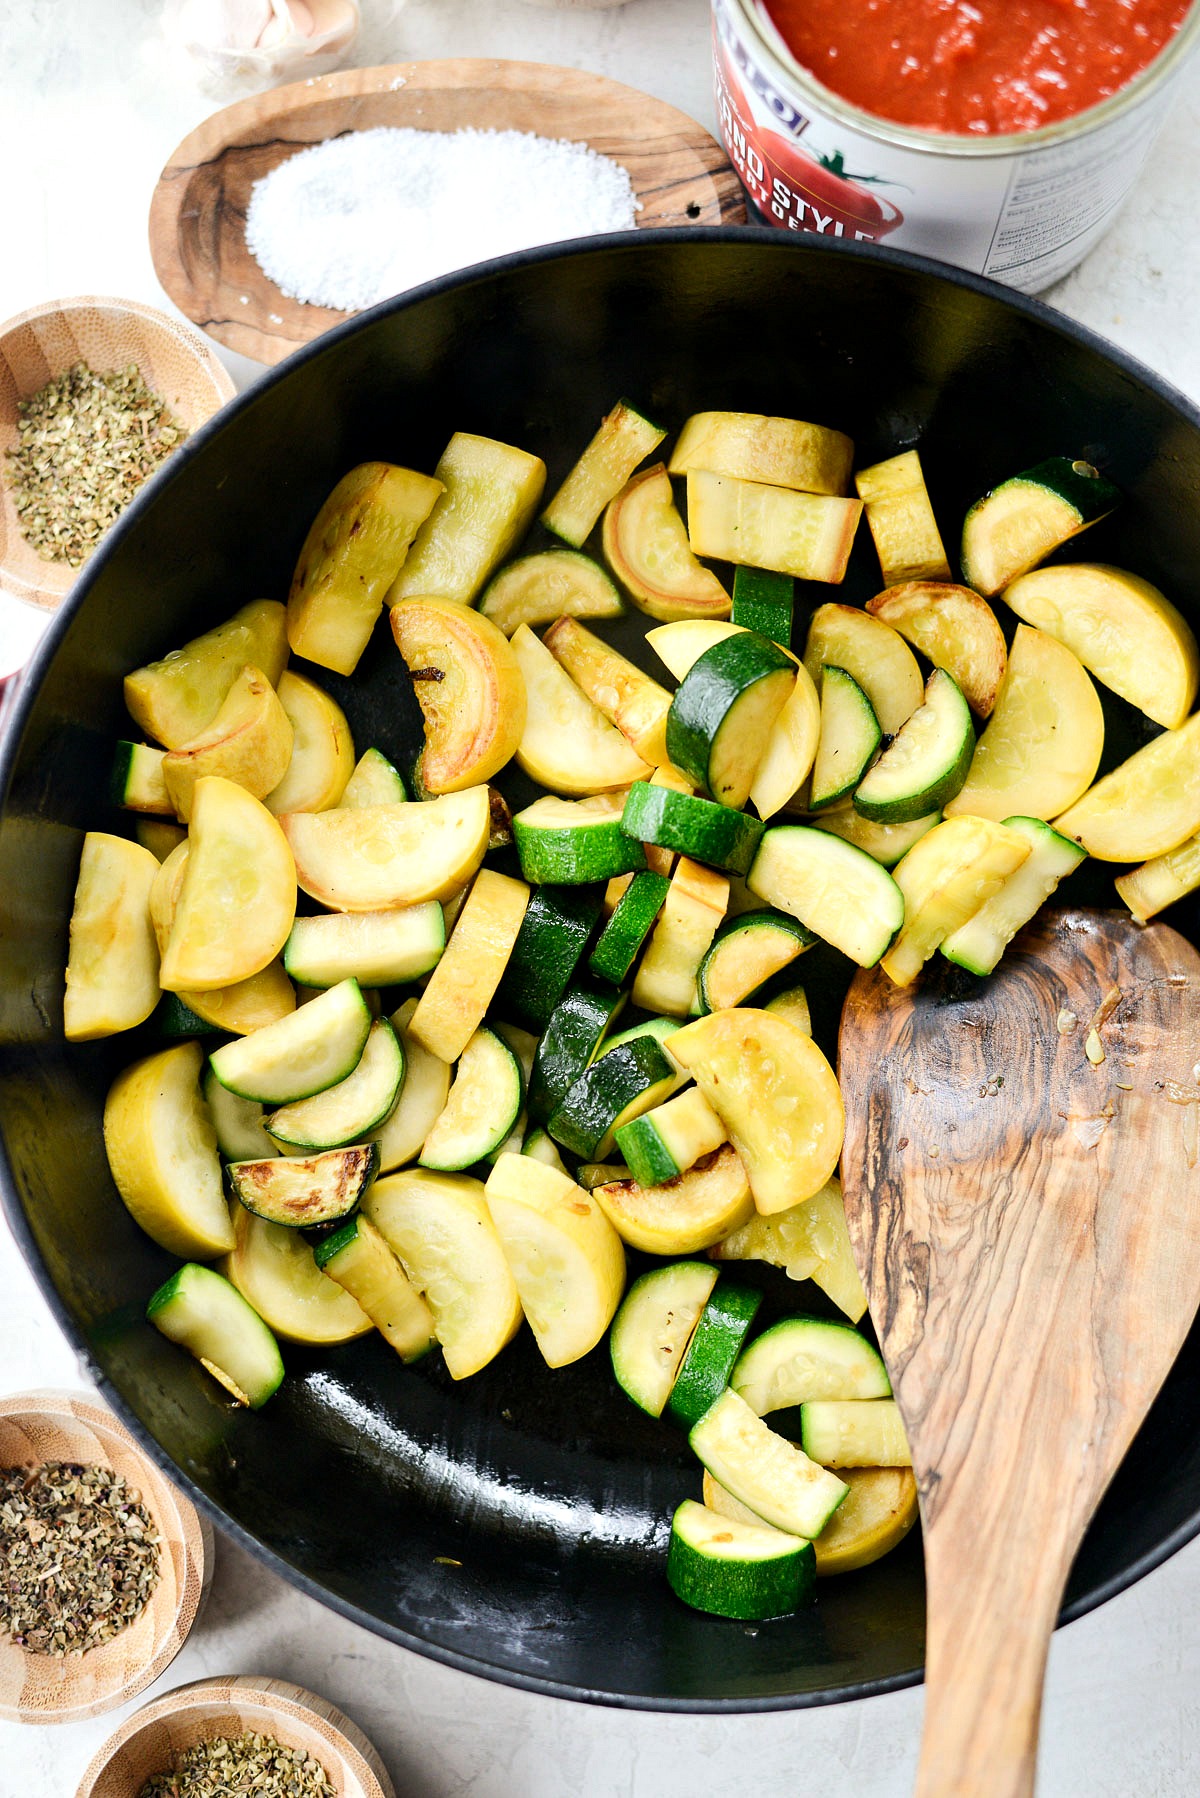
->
xmin=838 ymin=909 xmax=1200 ymax=1798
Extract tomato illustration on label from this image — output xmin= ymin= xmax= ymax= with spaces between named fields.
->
xmin=715 ymin=47 xmax=904 ymax=242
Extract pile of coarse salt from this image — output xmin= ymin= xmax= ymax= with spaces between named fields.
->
xmin=245 ymin=125 xmax=642 ymax=311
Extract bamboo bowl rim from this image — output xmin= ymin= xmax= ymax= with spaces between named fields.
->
xmin=0 ymin=296 xmax=236 ymax=614
xmin=76 ymin=1674 xmax=398 ymax=1798
xmin=0 ymin=1389 xmax=212 ymax=1725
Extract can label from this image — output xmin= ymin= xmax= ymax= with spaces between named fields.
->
xmin=713 ymin=0 xmax=1181 ymax=291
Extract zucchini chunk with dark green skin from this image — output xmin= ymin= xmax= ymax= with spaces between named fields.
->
xmin=960 ymin=456 xmax=1120 ymax=597
xmin=527 ymin=979 xmax=627 ymax=1125
xmin=493 ymin=883 xmax=606 ymax=1031
xmin=111 ymin=740 xmax=175 ymax=815
xmin=228 ymin=1143 xmax=379 ymax=1227
xmin=587 ymin=869 xmax=671 ymax=986
xmin=313 ymin=1213 xmax=435 ymax=1363
xmin=809 ymin=665 xmax=881 ymax=811
xmin=666 ymin=1279 xmax=763 ymax=1430
xmin=147 ymin=1262 xmax=284 ymax=1408
xmin=853 ymin=667 xmax=974 ymax=825
xmin=610 ymin=1261 xmax=719 ymax=1417
xmin=547 ymin=1034 xmax=680 ymax=1160
xmin=666 ymin=631 xmax=795 ymax=809
xmin=265 ymin=1018 xmax=404 ymax=1152
xmin=621 ymin=782 xmax=764 ymax=877
xmin=696 ymin=909 xmax=814 ymax=1013
xmin=731 ymin=566 xmax=795 ymax=646
xmin=668 ymin=1499 xmax=815 ymax=1621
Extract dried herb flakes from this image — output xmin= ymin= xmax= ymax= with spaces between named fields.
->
xmin=4 ymin=360 xmax=187 ymax=567
xmin=0 ymin=1460 xmax=161 ymax=1656
xmin=138 ymin=1730 xmax=337 ymax=1797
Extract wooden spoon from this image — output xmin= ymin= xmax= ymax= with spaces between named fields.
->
xmin=839 ymin=907 xmax=1200 ymax=1798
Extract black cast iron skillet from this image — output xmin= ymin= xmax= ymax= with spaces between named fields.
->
xmin=4 ymin=230 xmax=1200 ymax=1711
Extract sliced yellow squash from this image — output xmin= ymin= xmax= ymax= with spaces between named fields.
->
xmin=542 ymin=615 xmax=674 ymax=765
xmin=945 ymin=624 xmax=1104 ymax=824
xmin=64 ymin=833 xmax=161 ymax=1041
xmin=1002 ymin=563 xmax=1200 ymax=731
xmin=388 ymin=432 xmax=546 ymax=607
xmin=882 ymin=815 xmax=1031 ymax=986
xmin=163 ymin=664 xmax=294 ymax=821
xmin=603 ymin=463 xmax=731 ymax=622
xmin=287 ymin=462 xmax=444 ymax=676
xmin=855 ymin=449 xmax=950 ymax=587
xmin=159 ymin=778 xmax=297 ymax=993
xmin=632 ymin=856 xmax=729 ymax=1017
xmin=224 ymin=1205 xmax=372 ymax=1344
xmin=710 ymin=1176 xmax=868 ymax=1322
xmin=669 ymin=1009 xmax=844 ymax=1215
xmin=408 ymin=868 xmax=530 ymax=1063
xmin=1115 ymin=831 xmax=1200 ymax=922
xmin=281 ymin=787 xmax=490 ymax=911
xmin=669 ymin=410 xmax=853 ymax=495
xmin=134 ymin=817 xmax=187 ymax=862
xmin=702 ymin=1465 xmax=918 ymax=1576
xmin=510 ymin=623 xmax=650 ymax=794
xmin=484 ymin=1153 xmax=626 ymax=1369
xmin=593 ymin=1143 xmax=753 ymax=1255
xmin=124 ymin=598 xmax=289 ymax=750
xmin=1053 ymin=710 xmax=1200 ymax=862
xmin=363 ymin=1167 xmax=523 ymax=1378
xmin=264 ymin=671 xmax=356 ymax=815
xmin=803 ymin=603 xmax=924 ymax=735
xmin=390 ymin=597 xmax=526 ymax=794
xmin=867 ymin=581 xmax=1007 ymax=717
xmin=148 ymin=842 xmax=296 ymax=1033
xmin=375 ymin=998 xmax=452 ymax=1172
xmin=686 ymin=470 xmax=862 ymax=583
xmin=103 ymin=1041 xmax=233 ymax=1258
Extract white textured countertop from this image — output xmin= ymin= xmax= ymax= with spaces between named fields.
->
xmin=4 ymin=2 xmax=1200 ymax=1792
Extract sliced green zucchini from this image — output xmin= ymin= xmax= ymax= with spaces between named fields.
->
xmin=599 ymin=1014 xmax=683 ymax=1055
xmin=225 ymin=1204 xmax=373 ymax=1344
xmin=479 ymin=549 xmax=623 ymax=635
xmin=603 ymin=463 xmax=730 ymax=621
xmin=157 ymin=993 xmax=221 ymax=1039
xmin=313 ymin=1213 xmax=435 ymax=1361
xmin=632 ymin=856 xmax=729 ymax=1018
xmin=667 ymin=1499 xmax=815 ymax=1621
xmin=763 ymin=984 xmax=811 ymax=1034
xmin=609 ymin=1260 xmax=719 ymax=1417
xmin=265 ymin=1018 xmax=404 ymax=1151
xmin=228 ymin=1142 xmax=378 ymax=1226
xmin=665 ymin=1279 xmax=762 ymax=1430
xmin=1116 ymin=831 xmax=1200 ymax=922
xmin=418 ymin=1024 xmax=523 ymax=1172
xmin=853 ymin=667 xmax=974 ymax=824
xmin=615 ymin=1087 xmax=726 ymax=1188
xmin=493 ymin=882 xmax=606 ymax=1031
xmin=111 ymin=741 xmax=175 ymax=815
xmin=732 ymin=1317 xmax=890 ymax=1416
xmin=855 ymin=448 xmax=951 ymax=587
xmin=587 ymin=869 xmax=671 ymax=986
xmin=283 ymin=904 xmax=444 ymax=989
xmin=961 ymin=457 xmax=1120 ymax=597
xmin=337 ymin=748 xmax=407 ymax=809
xmin=686 ymin=471 xmax=862 ymax=582
xmin=147 ymin=1263 xmax=283 ymax=1408
xmin=542 ymin=400 xmax=667 ymax=547
xmin=514 ymin=793 xmax=647 ymax=885
xmin=696 ymin=908 xmax=813 ymax=1013
xmin=942 ymin=816 xmax=1085 ymax=975
xmin=748 ymin=826 xmax=903 ymax=967
xmin=548 ymin=1033 xmax=680 ymax=1160
xmin=594 ymin=1143 xmax=753 ymax=1257
xmin=690 ymin=1387 xmax=848 ymax=1538
xmin=621 ymin=782 xmax=764 ymax=878
xmin=731 ymin=565 xmax=795 ymax=645
xmin=486 ymin=1021 xmax=538 ymax=1164
xmin=810 ymin=666 xmax=882 ymax=811
xmin=203 ymin=1065 xmax=279 ymax=1163
xmin=803 ymin=602 xmax=924 ymax=736
xmin=800 ymin=1399 xmax=912 ymax=1468
xmin=522 ymin=1127 xmax=569 ymax=1174
xmin=883 ymin=814 xmax=1033 ymax=987
xmin=666 ymin=632 xmax=795 ymax=809
xmin=812 ymin=801 xmax=940 ymax=868
xmin=388 ymin=432 xmax=546 ymax=606
xmin=209 ymin=978 xmax=372 ymax=1105
xmin=527 ymin=978 xmax=626 ymax=1125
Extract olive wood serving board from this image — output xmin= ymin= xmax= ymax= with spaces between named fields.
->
xmin=148 ymin=59 xmax=747 ymax=366
xmin=839 ymin=909 xmax=1200 ymax=1798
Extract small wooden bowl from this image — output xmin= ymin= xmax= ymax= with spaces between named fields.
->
xmin=77 ymin=1675 xmax=397 ymax=1798
xmin=0 ymin=297 xmax=236 ymax=613
xmin=148 ymin=58 xmax=747 ymax=366
xmin=0 ymin=1390 xmax=212 ymax=1725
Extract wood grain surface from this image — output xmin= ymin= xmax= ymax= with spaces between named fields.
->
xmin=77 ymin=1674 xmax=396 ymax=1798
xmin=0 ymin=298 xmax=235 ymax=613
xmin=839 ymin=909 xmax=1200 ymax=1798
xmin=148 ymin=58 xmax=747 ymax=366
xmin=0 ymin=1389 xmax=212 ymax=1724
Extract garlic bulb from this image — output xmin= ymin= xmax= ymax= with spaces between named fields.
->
xmin=164 ymin=0 xmax=361 ymax=89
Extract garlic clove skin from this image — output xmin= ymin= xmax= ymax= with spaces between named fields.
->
xmin=164 ymin=0 xmax=361 ymax=92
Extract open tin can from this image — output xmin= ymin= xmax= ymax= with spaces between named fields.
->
xmin=713 ymin=0 xmax=1200 ymax=291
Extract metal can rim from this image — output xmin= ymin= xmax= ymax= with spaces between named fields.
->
xmin=725 ymin=0 xmax=1200 ymax=159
